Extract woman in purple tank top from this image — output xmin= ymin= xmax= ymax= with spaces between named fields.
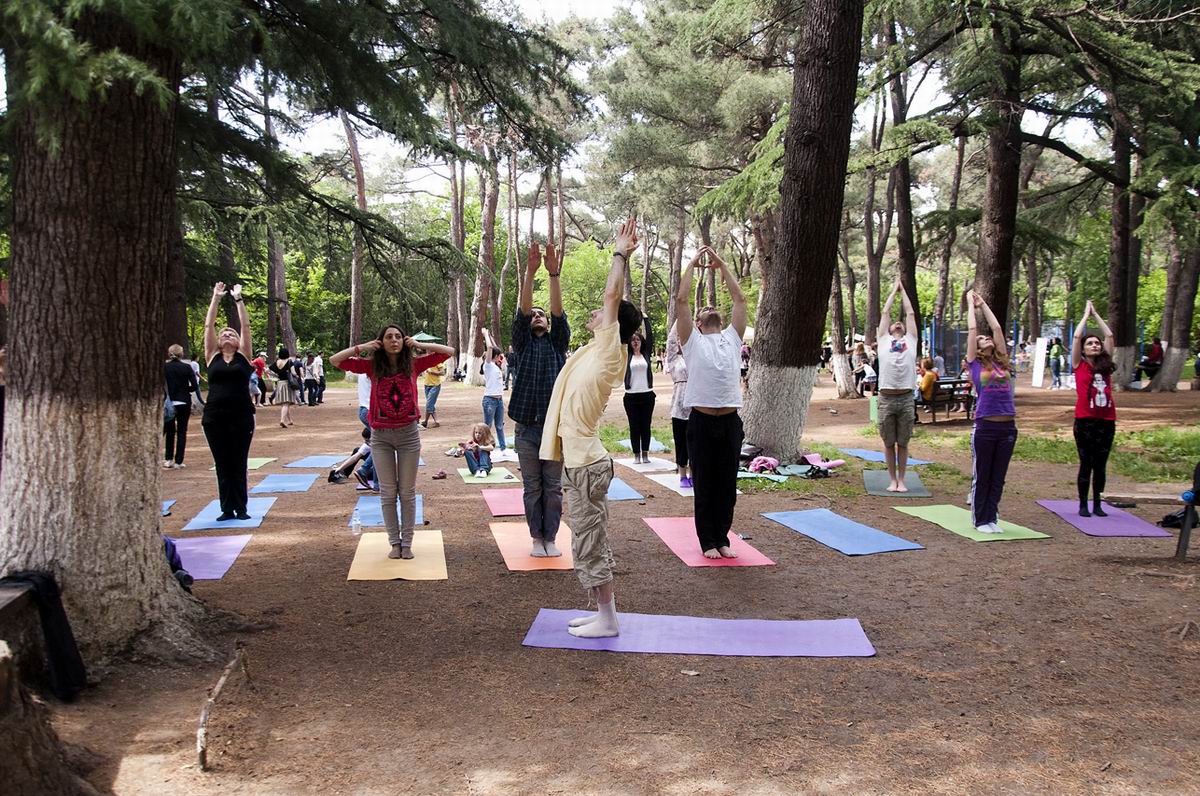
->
xmin=966 ymin=291 xmax=1016 ymax=534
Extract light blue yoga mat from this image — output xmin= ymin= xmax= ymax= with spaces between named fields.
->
xmin=608 ymin=477 xmax=643 ymax=501
xmin=162 ymin=500 xmax=176 ymax=517
xmin=618 ymin=437 xmax=668 ymax=453
xmin=251 ymin=473 xmax=318 ymax=494
xmin=349 ymin=494 xmax=424 ymax=526
xmin=284 ymin=455 xmax=345 ymax=468
xmin=182 ymin=497 xmax=276 ymax=531
xmin=762 ymin=508 xmax=924 ymax=556
xmin=840 ymin=448 xmax=931 ymax=466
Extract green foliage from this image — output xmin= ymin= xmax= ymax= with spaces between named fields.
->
xmin=532 ymin=241 xmax=612 ymax=348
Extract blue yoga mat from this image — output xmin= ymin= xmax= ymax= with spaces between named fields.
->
xmin=251 ymin=473 xmax=318 ymax=494
xmin=608 ymin=477 xmax=643 ymax=501
xmin=284 ymin=455 xmax=345 ymax=468
xmin=839 ymin=448 xmax=931 ymax=466
xmin=618 ymin=437 xmax=668 ymax=453
xmin=762 ymin=508 xmax=924 ymax=556
xmin=162 ymin=500 xmax=176 ymax=517
xmin=349 ymin=494 xmax=424 ymax=527
xmin=182 ymin=497 xmax=276 ymax=531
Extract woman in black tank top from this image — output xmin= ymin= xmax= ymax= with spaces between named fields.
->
xmin=202 ymin=282 xmax=256 ymax=521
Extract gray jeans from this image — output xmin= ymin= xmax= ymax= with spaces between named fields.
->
xmin=515 ymin=423 xmax=563 ymax=542
xmin=371 ymin=422 xmax=422 ymax=548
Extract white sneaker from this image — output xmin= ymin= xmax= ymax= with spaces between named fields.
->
xmin=976 ymin=524 xmax=998 ymax=534
xmin=987 ymin=522 xmax=1004 ymax=534
xmin=475 ymin=470 xmax=488 ymax=479
xmin=162 ymin=460 xmax=173 ymax=469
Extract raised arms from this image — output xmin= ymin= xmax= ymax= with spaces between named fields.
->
xmin=604 ymin=217 xmax=638 ymax=328
xmin=203 ymin=282 xmax=224 ymax=364
xmin=1071 ymin=300 xmax=1115 ymax=367
xmin=705 ymin=247 xmax=746 ymax=340
xmin=899 ymin=280 xmax=917 ymax=338
xmin=878 ymin=280 xmax=899 ymax=342
xmin=674 ymin=250 xmax=704 ymax=348
xmin=230 ymin=284 xmax=252 ymax=359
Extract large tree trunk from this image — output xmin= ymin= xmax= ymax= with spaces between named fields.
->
xmin=1107 ymin=129 xmax=1137 ymax=387
xmin=263 ymin=77 xmax=296 ymax=355
xmin=341 ymin=110 xmax=367 ymax=348
xmin=831 ymin=233 xmax=857 ymax=398
xmin=742 ymin=0 xmax=864 ymax=459
xmin=974 ymin=19 xmax=1023 ymax=327
xmin=934 ymin=135 xmax=966 ymax=328
xmin=1151 ymin=242 xmax=1199 ymax=392
xmin=844 ymin=261 xmax=858 ymax=337
xmin=862 ymin=90 xmax=893 ymax=346
xmin=666 ymin=209 xmax=686 ymax=333
xmin=164 ymin=220 xmax=189 ymax=353
xmin=887 ymin=19 xmax=921 ymax=347
xmin=2 ymin=13 xmax=203 ymax=663
xmin=1024 ymin=253 xmax=1040 ymax=341
xmin=265 ymin=228 xmax=278 ymax=355
xmin=466 ymin=152 xmax=500 ymax=385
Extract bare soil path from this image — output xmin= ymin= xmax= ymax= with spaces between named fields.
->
xmin=52 ymin=375 xmax=1200 ymax=794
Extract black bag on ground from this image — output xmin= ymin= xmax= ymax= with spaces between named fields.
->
xmin=0 ymin=571 xmax=87 ymax=700
xmin=1160 ymin=509 xmax=1186 ymax=528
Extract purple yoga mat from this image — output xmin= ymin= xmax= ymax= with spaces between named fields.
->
xmin=522 ymin=610 xmax=875 ymax=657
xmin=171 ymin=534 xmax=252 ymax=579
xmin=1037 ymin=500 xmax=1173 ymax=538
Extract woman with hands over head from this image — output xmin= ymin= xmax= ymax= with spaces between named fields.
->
xmin=331 ymin=327 xmax=454 ymax=559
xmin=1071 ymin=300 xmax=1117 ymax=517
xmin=203 ymin=282 xmax=257 ymax=521
xmin=965 ymin=290 xmax=1017 ymax=534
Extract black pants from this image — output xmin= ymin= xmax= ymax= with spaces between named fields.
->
xmin=203 ymin=414 xmax=255 ymax=515
xmin=304 ymin=378 xmax=319 ymax=406
xmin=1074 ymin=418 xmax=1115 ymax=505
xmin=687 ymin=411 xmax=743 ymax=551
xmin=623 ymin=392 xmax=656 ymax=456
xmin=672 ymin=416 xmax=689 ymax=469
xmin=164 ymin=403 xmax=192 ymax=464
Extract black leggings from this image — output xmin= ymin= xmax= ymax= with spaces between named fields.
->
xmin=672 ymin=417 xmax=689 ymax=469
xmin=1074 ymin=418 xmax=1115 ymax=505
xmin=164 ymin=403 xmax=192 ymax=464
xmin=687 ymin=411 xmax=743 ymax=551
xmin=203 ymin=415 xmax=255 ymax=515
xmin=623 ymin=392 xmax=656 ymax=456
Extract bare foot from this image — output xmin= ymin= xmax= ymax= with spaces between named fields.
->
xmin=895 ymin=482 xmax=909 ymax=493
xmin=886 ymin=482 xmax=900 ymax=492
xmin=703 ymin=549 xmax=722 ymax=559
xmin=717 ymin=546 xmax=738 ymax=558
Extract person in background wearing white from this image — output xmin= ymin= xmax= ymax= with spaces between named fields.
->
xmin=481 ymin=329 xmax=508 ymax=454
xmin=622 ymin=317 xmax=656 ymax=464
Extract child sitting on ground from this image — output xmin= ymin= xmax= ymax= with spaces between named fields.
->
xmin=460 ymin=422 xmax=495 ymax=478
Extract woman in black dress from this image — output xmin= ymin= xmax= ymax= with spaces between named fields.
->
xmin=203 ymin=282 xmax=256 ymax=521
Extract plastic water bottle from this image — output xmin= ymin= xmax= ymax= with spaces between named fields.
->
xmin=350 ymin=508 xmax=363 ymax=536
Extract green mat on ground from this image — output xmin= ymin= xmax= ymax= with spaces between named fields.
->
xmin=737 ymin=470 xmax=789 ymax=483
xmin=894 ymin=504 xmax=1049 ymax=542
xmin=456 ymin=467 xmax=517 ymax=484
xmin=863 ymin=469 xmax=931 ymax=497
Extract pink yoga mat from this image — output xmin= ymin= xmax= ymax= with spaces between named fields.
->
xmin=482 ymin=488 xmax=525 ymax=517
xmin=642 ymin=517 xmax=774 ymax=567
xmin=1036 ymin=500 xmax=1173 ymax=538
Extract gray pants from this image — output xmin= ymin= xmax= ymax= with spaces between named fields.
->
xmin=515 ymin=423 xmax=563 ymax=542
xmin=371 ymin=422 xmax=422 ymax=548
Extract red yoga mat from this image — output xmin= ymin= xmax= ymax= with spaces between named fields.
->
xmin=482 ymin=488 xmax=525 ymax=517
xmin=642 ymin=517 xmax=775 ymax=567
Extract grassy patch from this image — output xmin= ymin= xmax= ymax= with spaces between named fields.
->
xmin=737 ymin=474 xmax=862 ymax=499
xmin=599 ymin=423 xmax=674 ymax=454
xmin=919 ymin=461 xmax=969 ymax=486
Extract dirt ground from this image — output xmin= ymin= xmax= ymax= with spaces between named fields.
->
xmin=51 ymin=373 xmax=1200 ymax=795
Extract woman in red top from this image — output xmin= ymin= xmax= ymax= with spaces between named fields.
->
xmin=331 ymin=326 xmax=453 ymax=559
xmin=1071 ymin=300 xmax=1117 ymax=517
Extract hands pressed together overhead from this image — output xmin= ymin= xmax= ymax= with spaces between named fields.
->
xmin=527 ymin=241 xmax=561 ymax=277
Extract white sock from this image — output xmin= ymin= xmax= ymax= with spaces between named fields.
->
xmin=568 ymin=595 xmax=619 ymax=638
xmin=530 ymin=539 xmax=548 ymax=557
xmin=568 ymin=595 xmax=615 ymax=627
xmin=543 ymin=541 xmax=561 ymax=557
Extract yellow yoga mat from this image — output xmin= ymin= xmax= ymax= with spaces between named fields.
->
xmin=346 ymin=531 xmax=448 ymax=581
xmin=489 ymin=522 xmax=574 ymax=571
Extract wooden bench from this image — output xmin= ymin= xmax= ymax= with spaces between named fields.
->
xmin=917 ymin=378 xmax=973 ymax=423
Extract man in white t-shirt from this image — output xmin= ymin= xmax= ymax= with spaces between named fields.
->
xmin=675 ymin=245 xmax=748 ymax=559
xmin=876 ymin=276 xmax=918 ymax=492
xmin=481 ymin=329 xmax=508 ymax=453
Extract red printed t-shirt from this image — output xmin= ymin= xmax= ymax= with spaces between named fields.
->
xmin=1074 ymin=359 xmax=1116 ymax=421
xmin=341 ymin=353 xmax=449 ymax=428
xmin=251 ymin=357 xmax=266 ymax=378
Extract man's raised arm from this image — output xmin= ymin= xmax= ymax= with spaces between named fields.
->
xmin=603 ymin=217 xmax=638 ymax=327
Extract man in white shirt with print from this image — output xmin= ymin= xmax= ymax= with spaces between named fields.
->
xmin=876 ymin=276 xmax=918 ymax=492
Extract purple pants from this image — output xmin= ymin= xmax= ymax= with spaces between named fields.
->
xmin=969 ymin=419 xmax=1018 ymax=526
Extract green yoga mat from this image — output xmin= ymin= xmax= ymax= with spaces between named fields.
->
xmin=863 ymin=470 xmax=931 ymax=497
xmin=894 ymin=504 xmax=1049 ymax=542
xmin=456 ymin=467 xmax=518 ymax=484
xmin=737 ymin=470 xmax=789 ymax=483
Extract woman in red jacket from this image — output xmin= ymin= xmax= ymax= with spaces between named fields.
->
xmin=1071 ymin=300 xmax=1117 ymax=517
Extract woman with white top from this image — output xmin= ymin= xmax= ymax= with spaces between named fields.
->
xmin=481 ymin=331 xmax=508 ymax=453
xmin=664 ymin=322 xmax=692 ymax=487
xmin=622 ymin=317 xmax=656 ymax=463
xmin=674 ymin=246 xmax=747 ymax=559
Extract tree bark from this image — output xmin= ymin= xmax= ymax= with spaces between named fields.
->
xmin=886 ymin=18 xmax=921 ymax=348
xmin=466 ymin=151 xmax=500 ymax=385
xmin=1106 ymin=127 xmax=1137 ymax=387
xmin=263 ymin=76 xmax=296 ymax=355
xmin=340 ymin=110 xmax=367 ymax=348
xmin=844 ymin=261 xmax=858 ymax=337
xmin=2 ymin=12 xmax=203 ymax=662
xmin=1151 ymin=240 xmax=1199 ymax=392
xmin=164 ymin=219 xmax=189 ymax=353
xmin=666 ymin=209 xmax=686 ymax=333
xmin=742 ymin=0 xmax=864 ymax=459
xmin=934 ymin=135 xmax=966 ymax=328
xmin=831 ymin=231 xmax=857 ymax=398
xmin=974 ymin=19 xmax=1023 ymax=328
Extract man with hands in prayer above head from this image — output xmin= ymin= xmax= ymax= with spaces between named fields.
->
xmin=675 ymin=245 xmax=748 ymax=559
xmin=540 ymin=218 xmax=643 ymax=638
xmin=876 ymin=275 xmax=919 ymax=492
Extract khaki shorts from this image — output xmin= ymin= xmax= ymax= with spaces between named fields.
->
xmin=563 ymin=458 xmax=615 ymax=589
xmin=878 ymin=392 xmax=915 ymax=448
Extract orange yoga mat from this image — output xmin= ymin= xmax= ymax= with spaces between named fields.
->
xmin=489 ymin=522 xmax=574 ymax=571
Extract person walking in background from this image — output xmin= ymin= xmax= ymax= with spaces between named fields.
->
xmin=1071 ymin=300 xmax=1117 ymax=517
xmin=966 ymin=290 xmax=1017 ymax=534
xmin=250 ymin=351 xmax=267 ymax=405
xmin=665 ymin=320 xmax=692 ymax=489
xmin=675 ymin=245 xmax=748 ymax=559
xmin=509 ymin=242 xmax=570 ymax=557
xmin=622 ymin=317 xmax=656 ymax=464
xmin=421 ymin=360 xmax=446 ymax=428
xmin=1049 ymin=337 xmax=1064 ymax=389
xmin=315 ymin=351 xmax=326 ymax=404
xmin=202 ymin=282 xmax=257 ymax=521
xmin=481 ymin=329 xmax=508 ymax=454
xmin=269 ymin=348 xmax=301 ymax=428
xmin=302 ymin=352 xmax=320 ymax=407
xmin=332 ymin=328 xmax=454 ymax=559
xmin=163 ymin=344 xmax=199 ymax=469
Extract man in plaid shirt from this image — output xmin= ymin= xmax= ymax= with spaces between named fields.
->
xmin=509 ymin=242 xmax=571 ymax=556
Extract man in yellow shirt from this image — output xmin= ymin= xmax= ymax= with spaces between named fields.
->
xmin=540 ymin=217 xmax=643 ymax=638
